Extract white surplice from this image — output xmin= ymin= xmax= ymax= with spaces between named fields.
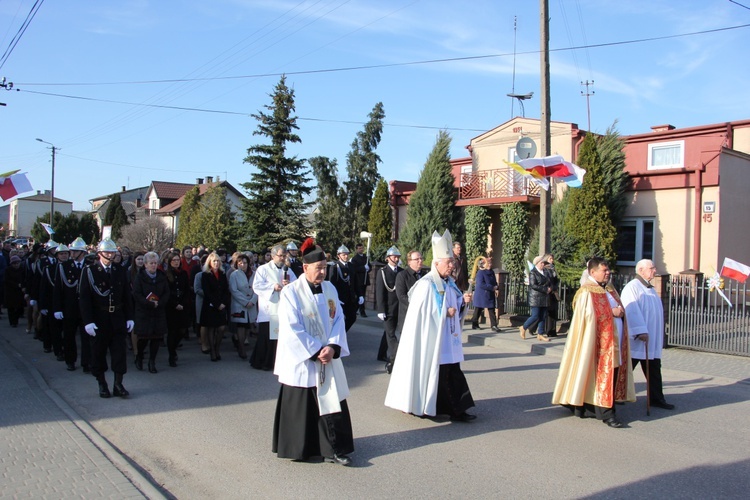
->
xmin=621 ymin=278 xmax=664 ymax=359
xmin=254 ymin=261 xmax=296 ymax=339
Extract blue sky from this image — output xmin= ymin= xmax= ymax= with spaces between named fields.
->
xmin=1 ymin=0 xmax=748 ymax=213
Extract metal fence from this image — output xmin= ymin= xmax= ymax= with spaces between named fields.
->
xmin=496 ymin=273 xmax=750 ymax=357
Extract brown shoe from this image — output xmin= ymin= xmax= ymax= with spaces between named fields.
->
xmin=537 ymin=334 xmax=551 ymax=342
xmin=519 ymin=326 xmax=526 ymax=339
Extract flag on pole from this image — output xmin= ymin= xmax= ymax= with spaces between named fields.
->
xmin=720 ymin=257 xmax=750 ymax=283
xmin=40 ymin=222 xmax=55 ymax=235
xmin=0 ymin=172 xmax=33 ymax=201
xmin=516 ymin=155 xmax=587 ymax=187
xmin=503 ymin=160 xmax=551 ymax=191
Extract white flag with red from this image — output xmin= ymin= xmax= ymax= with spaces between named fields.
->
xmin=720 ymin=257 xmax=750 ymax=283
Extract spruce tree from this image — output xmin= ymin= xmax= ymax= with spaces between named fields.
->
xmin=345 ymin=102 xmax=385 ymax=243
xmin=398 ymin=130 xmax=461 ymax=256
xmin=368 ymin=177 xmax=392 ymax=260
xmin=597 ymin=122 xmax=629 ymax=226
xmin=564 ymin=134 xmax=618 ymax=265
xmin=176 ymin=186 xmax=201 ymax=248
xmin=241 ymin=76 xmax=312 ymax=250
xmin=78 ymin=213 xmax=100 ymax=245
xmin=309 ymin=155 xmax=346 ymax=253
xmin=109 ymin=195 xmax=129 ymax=241
xmin=195 ymin=184 xmax=234 ymax=251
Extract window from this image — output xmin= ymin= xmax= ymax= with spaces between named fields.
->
xmin=617 ymin=218 xmax=655 ymax=266
xmin=648 ymin=140 xmax=684 ymax=170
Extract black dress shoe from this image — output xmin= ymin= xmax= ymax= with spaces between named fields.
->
xmin=112 ymin=383 xmax=129 ymax=397
xmin=148 ymin=360 xmax=158 ymax=373
xmin=385 ymin=362 xmax=393 ymax=374
xmin=471 ymin=324 xmax=479 ymax=330
xmin=651 ymin=400 xmax=675 ymax=410
xmin=450 ymin=412 xmax=477 ymax=422
xmin=98 ymin=382 xmax=111 ymax=398
xmin=66 ymin=363 xmax=76 ymax=371
xmin=135 ymin=356 xmax=144 ymax=371
xmin=324 ymin=454 xmax=351 ymax=466
xmin=491 ymin=326 xmax=501 ymax=332
xmin=603 ymin=417 xmax=623 ymax=428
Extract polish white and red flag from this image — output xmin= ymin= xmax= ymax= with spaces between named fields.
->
xmin=0 ymin=170 xmax=33 ymax=201
xmin=720 ymin=257 xmax=750 ymax=283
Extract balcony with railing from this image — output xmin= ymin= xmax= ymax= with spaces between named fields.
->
xmin=457 ymin=167 xmax=542 ymax=206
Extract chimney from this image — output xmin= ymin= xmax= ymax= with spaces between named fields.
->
xmin=205 ymin=176 xmax=213 ymax=184
xmin=651 ymin=124 xmax=676 ymax=133
xmin=196 ymin=178 xmax=204 ymax=185
xmin=122 ymin=186 xmax=126 ymax=192
xmin=37 ymin=190 xmax=41 ymax=195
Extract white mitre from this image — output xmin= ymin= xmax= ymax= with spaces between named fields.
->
xmin=431 ymin=229 xmax=453 ymax=260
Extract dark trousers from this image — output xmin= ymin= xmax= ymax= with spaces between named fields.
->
xmin=79 ymin=327 xmax=91 ymax=369
xmin=632 ymin=358 xmax=666 ymax=403
xmin=50 ymin=317 xmax=64 ymax=356
xmin=471 ymin=307 xmax=497 ymax=328
xmin=167 ymin=326 xmax=184 ymax=361
xmin=250 ymin=322 xmax=276 ymax=370
xmin=435 ymin=363 xmax=475 ymax=417
xmin=137 ymin=338 xmax=161 ymax=361
xmin=62 ymin=320 xmax=80 ymax=365
xmin=384 ymin=316 xmax=399 ymax=362
xmin=7 ymin=306 xmax=24 ymax=327
xmin=90 ymin=330 xmax=127 ymax=377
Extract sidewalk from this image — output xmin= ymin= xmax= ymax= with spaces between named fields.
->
xmin=358 ymin=311 xmax=750 ymax=383
xmin=0 ymin=331 xmax=165 ymax=499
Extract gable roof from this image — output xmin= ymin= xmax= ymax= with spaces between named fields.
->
xmin=15 ymin=193 xmax=72 ymax=204
xmin=155 ymin=181 xmax=245 ymax=215
xmin=148 ymin=181 xmax=195 ymax=201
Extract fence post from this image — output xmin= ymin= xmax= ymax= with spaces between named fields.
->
xmin=496 ymin=269 xmax=509 ymax=315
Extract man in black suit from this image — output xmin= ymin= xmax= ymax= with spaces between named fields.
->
xmin=350 ymin=243 xmax=370 ymax=317
xmin=395 ymin=250 xmax=424 ymax=341
xmin=79 ymin=238 xmax=134 ymax=399
xmin=376 ymin=246 xmax=401 ymax=373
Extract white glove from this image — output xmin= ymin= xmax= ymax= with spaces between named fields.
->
xmin=84 ymin=323 xmax=97 ymax=336
xmin=365 ymin=264 xmax=370 ymax=272
xmin=126 ymin=320 xmax=135 ymax=332
xmin=358 ymin=296 xmax=364 ymax=305
xmin=30 ymin=299 xmax=37 ymax=306
xmin=54 ymin=312 xmax=64 ymax=320
xmin=378 ymin=313 xmax=386 ymax=321
xmin=40 ymin=309 xmax=48 ymax=316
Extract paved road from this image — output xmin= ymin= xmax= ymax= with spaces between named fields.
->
xmin=2 ymin=312 xmax=749 ymax=499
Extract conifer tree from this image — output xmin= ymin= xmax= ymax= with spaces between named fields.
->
xmin=309 ymin=155 xmax=346 ymax=252
xmin=345 ymin=102 xmax=385 ymax=243
xmin=195 ymin=184 xmax=234 ymax=251
xmin=241 ymin=76 xmax=312 ymax=250
xmin=107 ymin=193 xmax=129 ymax=241
xmin=597 ymin=122 xmax=629 ymax=227
xmin=564 ymin=134 xmax=618 ymax=265
xmin=176 ymin=186 xmax=201 ymax=248
xmin=367 ymin=177 xmax=392 ymax=259
xmin=398 ymin=130 xmax=461 ymax=255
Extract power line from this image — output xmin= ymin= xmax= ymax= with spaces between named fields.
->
xmin=13 ymin=22 xmax=750 ymax=87
xmin=0 ymin=0 xmax=45 ymax=70
xmin=16 ymin=89 xmax=486 ymax=132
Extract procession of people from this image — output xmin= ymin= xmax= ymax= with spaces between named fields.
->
xmin=2 ymin=228 xmax=677 ymax=467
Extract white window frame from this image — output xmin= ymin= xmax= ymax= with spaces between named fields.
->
xmin=617 ymin=217 xmax=656 ymax=266
xmin=647 ymin=140 xmax=684 ymax=170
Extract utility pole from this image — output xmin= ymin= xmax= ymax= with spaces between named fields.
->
xmin=36 ymin=138 xmax=58 ymax=226
xmin=581 ymin=80 xmax=594 ymax=131
xmin=539 ymin=0 xmax=551 ymax=255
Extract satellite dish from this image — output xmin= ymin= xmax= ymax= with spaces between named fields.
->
xmin=515 ymin=137 xmax=537 ymax=159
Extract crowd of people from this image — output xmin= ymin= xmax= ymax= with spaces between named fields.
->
xmin=1 ymin=231 xmax=673 ymax=465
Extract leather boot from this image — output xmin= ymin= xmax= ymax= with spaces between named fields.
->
xmin=148 ymin=359 xmax=158 ymax=373
xmin=112 ymin=373 xmax=129 ymax=397
xmin=135 ymin=353 xmax=144 ymax=371
xmin=97 ymin=375 xmax=111 ymax=398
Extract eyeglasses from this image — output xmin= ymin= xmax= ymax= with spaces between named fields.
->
xmin=410 ymin=257 xmax=423 ymax=261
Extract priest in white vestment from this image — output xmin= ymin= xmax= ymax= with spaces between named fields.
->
xmin=272 ymin=238 xmax=354 ymax=466
xmin=620 ymin=259 xmax=674 ymax=410
xmin=384 ymin=229 xmax=476 ymax=422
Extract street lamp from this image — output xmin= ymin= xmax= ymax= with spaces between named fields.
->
xmin=36 ymin=138 xmax=59 ymax=226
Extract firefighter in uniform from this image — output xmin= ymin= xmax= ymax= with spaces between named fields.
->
xmin=34 ymin=240 xmax=59 ymax=353
xmin=41 ymin=243 xmax=70 ymax=361
xmin=79 ymin=238 xmax=134 ymax=398
xmin=376 ymin=246 xmax=402 ymax=373
xmin=53 ymin=237 xmax=90 ymax=372
xmin=326 ymin=245 xmax=359 ymax=332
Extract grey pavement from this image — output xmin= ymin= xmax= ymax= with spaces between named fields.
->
xmin=1 ymin=309 xmax=749 ymax=499
xmin=0 ymin=326 xmax=165 ymax=499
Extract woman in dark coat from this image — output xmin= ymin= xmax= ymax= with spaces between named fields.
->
xmin=165 ymin=251 xmax=191 ymax=367
xmin=200 ymin=252 xmax=230 ymax=362
xmin=520 ymin=256 xmax=552 ymax=342
xmin=471 ymin=257 xmax=499 ymax=331
xmin=4 ymin=255 xmax=26 ymax=327
xmin=132 ymin=251 xmax=170 ymax=373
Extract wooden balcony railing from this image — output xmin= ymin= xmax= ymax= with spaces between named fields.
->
xmin=459 ymin=168 xmax=541 ymax=201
